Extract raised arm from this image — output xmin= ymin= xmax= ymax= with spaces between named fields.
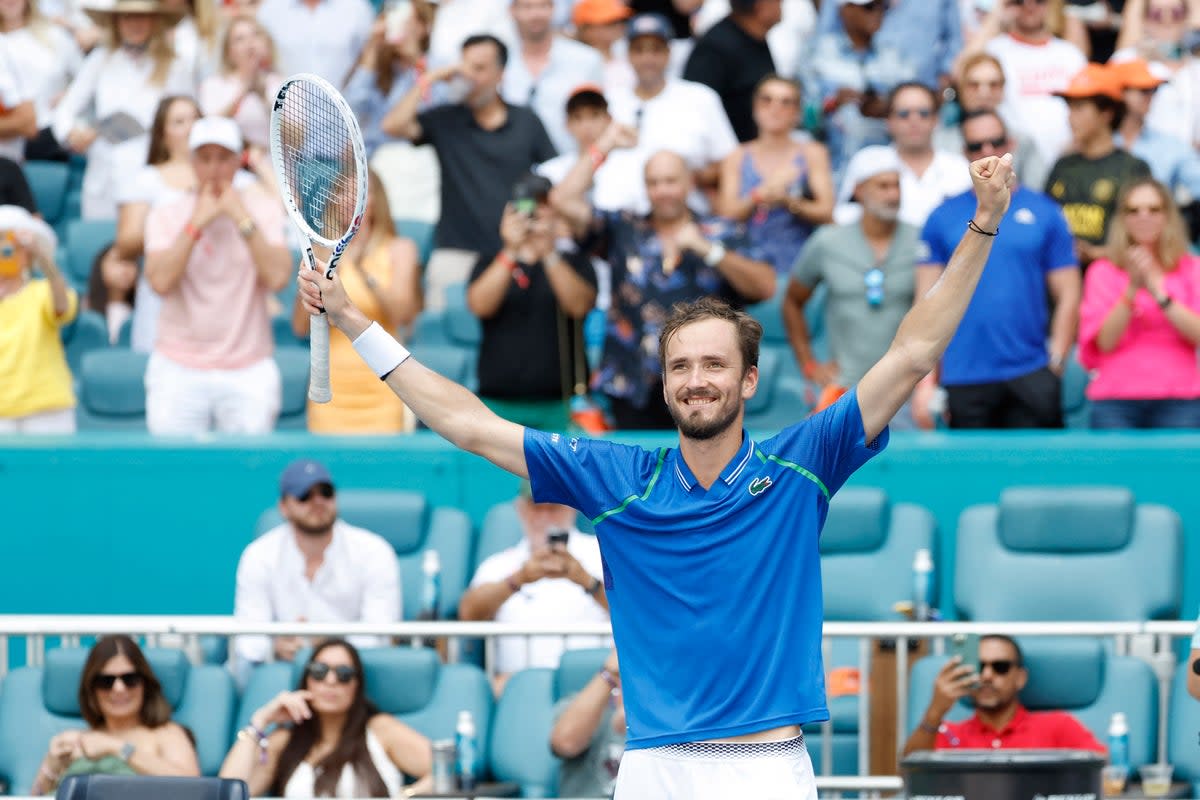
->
xmin=856 ymin=153 xmax=1014 ymax=442
xmin=299 ymin=269 xmax=528 ymax=477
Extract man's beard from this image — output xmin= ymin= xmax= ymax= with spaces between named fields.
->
xmin=667 ymin=393 xmax=742 ymax=441
xmin=292 ymin=514 xmax=335 ymax=536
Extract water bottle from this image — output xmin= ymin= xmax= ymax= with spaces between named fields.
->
xmin=419 ymin=549 xmax=441 ymax=622
xmin=912 ymin=548 xmax=933 ymax=622
xmin=1108 ymin=712 xmax=1129 ymax=771
xmin=455 ymin=710 xmax=478 ymax=791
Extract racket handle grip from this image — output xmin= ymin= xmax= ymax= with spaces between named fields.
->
xmin=309 ymin=313 xmax=332 ymax=403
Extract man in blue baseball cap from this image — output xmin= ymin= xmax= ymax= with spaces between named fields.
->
xmin=229 ymin=459 xmax=401 ymax=681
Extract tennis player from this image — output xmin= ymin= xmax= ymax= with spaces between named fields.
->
xmin=298 ymin=152 xmax=1016 ymax=798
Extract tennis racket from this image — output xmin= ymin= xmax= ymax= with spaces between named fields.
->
xmin=269 ymin=72 xmax=368 ymax=404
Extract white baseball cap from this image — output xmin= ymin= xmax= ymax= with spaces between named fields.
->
xmin=837 ymin=145 xmax=902 ymax=205
xmin=188 ymin=116 xmax=243 ymax=154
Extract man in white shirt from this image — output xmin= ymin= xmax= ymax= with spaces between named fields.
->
xmin=0 ymin=38 xmax=38 ymax=164
xmin=502 ymin=0 xmax=604 ymax=155
xmin=231 ymin=459 xmax=402 ymax=679
xmin=885 ymin=82 xmax=971 ymax=227
xmin=459 ymin=482 xmax=610 ymax=693
xmin=598 ymin=13 xmax=738 ymax=215
xmin=256 ymin=0 xmax=374 ymax=84
xmin=984 ymin=0 xmax=1086 ymax=169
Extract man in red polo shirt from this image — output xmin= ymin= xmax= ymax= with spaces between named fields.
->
xmin=902 ymin=634 xmax=1106 ymax=754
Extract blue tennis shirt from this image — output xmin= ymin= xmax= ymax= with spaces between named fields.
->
xmin=524 ymin=390 xmax=888 ymax=749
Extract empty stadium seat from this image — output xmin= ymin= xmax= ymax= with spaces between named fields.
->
xmin=1167 ymin=659 xmax=1200 ymax=795
xmin=23 ymin=160 xmax=70 ymax=224
xmin=743 ymin=349 xmax=811 ymax=432
xmin=0 ymin=646 xmax=236 ymax=791
xmin=57 ymin=775 xmax=249 ymax=800
xmin=273 ymin=346 xmax=309 ymax=431
xmin=407 ymin=283 xmax=479 ymax=392
xmin=907 ymin=639 xmax=1158 ymax=765
xmin=406 ymin=342 xmax=476 ymax=391
xmin=393 ymin=218 xmax=435 ymax=267
xmin=61 ymin=310 xmax=110 ymax=377
xmin=234 ymin=648 xmax=492 ymax=775
xmin=75 ymin=349 xmax=148 ymax=431
xmin=255 ymin=489 xmax=473 ymax=619
xmin=810 ymin=488 xmax=937 ymax=774
xmin=956 ymin=487 xmax=1182 ymax=621
xmin=63 ymin=219 xmax=117 ymax=292
xmin=490 ymin=647 xmax=610 ymax=796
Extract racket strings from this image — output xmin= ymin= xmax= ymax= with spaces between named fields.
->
xmin=277 ymin=81 xmax=360 ymax=242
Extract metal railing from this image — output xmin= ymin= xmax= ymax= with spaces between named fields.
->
xmin=0 ymin=617 xmax=1191 ymax=787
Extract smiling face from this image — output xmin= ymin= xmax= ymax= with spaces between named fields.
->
xmin=645 ymin=151 xmax=691 ymax=222
xmin=628 ymin=35 xmax=669 ymax=89
xmin=304 ymin=644 xmax=359 ymax=716
xmin=661 ymin=317 xmax=757 ymax=441
xmin=752 ymin=78 xmax=801 ymax=137
xmin=92 ymin=653 xmax=146 ymax=724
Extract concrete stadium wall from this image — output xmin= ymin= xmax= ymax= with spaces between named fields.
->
xmin=3 ymin=430 xmax=1198 ymax=621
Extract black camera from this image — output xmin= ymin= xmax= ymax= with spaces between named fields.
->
xmin=512 ymin=174 xmax=552 ymax=216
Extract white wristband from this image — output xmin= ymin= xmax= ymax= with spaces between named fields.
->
xmin=704 ymin=241 xmax=727 ymax=267
xmin=351 ymin=322 xmax=411 ymax=379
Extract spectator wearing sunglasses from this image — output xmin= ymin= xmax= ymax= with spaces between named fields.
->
xmin=902 ymin=634 xmax=1106 ymax=755
xmin=913 ymin=110 xmax=1080 ymax=430
xmin=783 ymin=145 xmax=918 ymax=422
xmin=1112 ymin=0 xmax=1195 ymax=68
xmin=221 ymin=639 xmax=433 ymax=797
xmin=31 ymin=635 xmax=200 ymax=795
xmin=230 ymin=460 xmax=401 ymax=681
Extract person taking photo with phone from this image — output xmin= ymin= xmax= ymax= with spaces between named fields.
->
xmin=902 ymin=634 xmax=1106 ymax=755
xmin=458 ymin=481 xmax=609 ymax=695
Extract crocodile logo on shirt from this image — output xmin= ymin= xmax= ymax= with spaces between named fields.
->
xmin=748 ymin=476 xmax=773 ymax=496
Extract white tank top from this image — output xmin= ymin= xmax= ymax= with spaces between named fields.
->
xmin=283 ymin=728 xmax=403 ymax=797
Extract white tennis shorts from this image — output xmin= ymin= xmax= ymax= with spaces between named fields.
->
xmin=615 ymin=735 xmax=817 ymax=800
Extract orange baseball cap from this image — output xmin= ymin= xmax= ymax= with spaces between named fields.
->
xmin=1112 ymin=59 xmax=1168 ymax=91
xmin=573 ymin=0 xmax=632 ymax=27
xmin=1054 ymin=63 xmax=1125 ymax=102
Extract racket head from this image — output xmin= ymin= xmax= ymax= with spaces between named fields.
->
xmin=269 ymin=72 xmax=368 ymax=251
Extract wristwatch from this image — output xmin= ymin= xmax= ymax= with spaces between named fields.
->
xmin=237 ymin=217 xmax=257 ymax=239
xmin=118 ymin=742 xmax=136 ymax=763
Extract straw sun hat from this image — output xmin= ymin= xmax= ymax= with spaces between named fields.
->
xmin=82 ymin=0 xmax=183 ymax=26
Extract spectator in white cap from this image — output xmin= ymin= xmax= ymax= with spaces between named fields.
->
xmin=143 ymin=115 xmax=290 ymax=435
xmin=783 ymin=144 xmax=921 ymax=427
xmin=51 ymin=0 xmax=195 ymax=219
xmin=0 ymin=205 xmax=79 ymax=434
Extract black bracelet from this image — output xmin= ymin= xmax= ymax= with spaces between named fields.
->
xmin=587 ymin=577 xmax=603 ymax=596
xmin=918 ymin=721 xmax=941 ymax=735
xmin=967 ymin=219 xmax=999 ymax=237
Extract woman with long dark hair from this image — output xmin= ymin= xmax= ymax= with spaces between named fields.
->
xmin=30 ymin=635 xmax=199 ymax=794
xmin=220 ymin=639 xmax=432 ymax=797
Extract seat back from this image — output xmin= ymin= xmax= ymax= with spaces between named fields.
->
xmin=820 ymin=488 xmax=936 ymax=621
xmin=744 ymin=349 xmax=811 ymax=431
xmin=956 ymin=487 xmax=1181 ymax=621
xmin=489 ymin=668 xmax=558 ymax=797
xmin=255 ymin=490 xmax=472 ymax=619
xmin=907 ymin=639 xmax=1157 ymax=766
xmin=61 ymin=310 xmax=110 ymax=376
xmin=57 ymin=775 xmax=249 ymax=800
xmin=25 ymin=160 xmax=71 ymax=224
xmin=63 ymin=219 xmax=117 ymax=292
xmin=76 ymin=349 xmax=148 ymax=431
xmin=273 ymin=346 xmax=310 ymax=431
xmin=393 ymin=218 xmax=435 ymax=267
xmin=0 ymin=647 xmax=235 ymax=791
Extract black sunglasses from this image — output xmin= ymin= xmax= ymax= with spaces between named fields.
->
xmin=979 ymin=659 xmax=1015 ymax=675
xmin=306 ymin=662 xmax=358 ymax=684
xmin=93 ymin=672 xmax=144 ymax=691
xmin=297 ymin=483 xmax=335 ymax=502
xmin=892 ymin=108 xmax=933 ymax=120
xmin=965 ymin=135 xmax=1008 ymax=154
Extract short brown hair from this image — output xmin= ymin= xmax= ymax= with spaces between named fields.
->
xmin=78 ymin=635 xmax=173 ymax=729
xmin=658 ymin=297 xmax=762 ymax=376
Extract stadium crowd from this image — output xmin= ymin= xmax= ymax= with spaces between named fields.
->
xmin=3 ymin=0 xmax=1200 ymax=434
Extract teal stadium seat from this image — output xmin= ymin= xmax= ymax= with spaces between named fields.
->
xmin=234 ymin=648 xmax=492 ymax=775
xmin=75 ymin=349 xmax=147 ymax=431
xmin=743 ymin=348 xmax=811 ymax=432
xmin=63 ymin=219 xmax=117 ymax=293
xmin=1060 ymin=347 xmax=1091 ymax=429
xmin=907 ymin=639 xmax=1158 ymax=766
xmin=61 ymin=309 xmax=110 ymax=376
xmin=489 ymin=647 xmax=610 ymax=797
xmin=806 ymin=488 xmax=936 ymax=774
xmin=273 ymin=346 xmax=310 ymax=430
xmin=408 ymin=282 xmax=479 ymax=393
xmin=955 ymin=487 xmax=1182 ymax=621
xmin=271 ymin=315 xmax=306 ymax=349
xmin=393 ymin=218 xmax=435 ymax=267
xmin=23 ymin=160 xmax=70 ymax=224
xmin=1167 ymin=660 xmax=1200 ymax=795
xmin=255 ymin=489 xmax=472 ymax=619
xmin=0 ymin=646 xmax=235 ymax=791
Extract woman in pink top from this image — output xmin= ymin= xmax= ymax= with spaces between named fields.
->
xmin=1078 ymin=176 xmax=1200 ymax=428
